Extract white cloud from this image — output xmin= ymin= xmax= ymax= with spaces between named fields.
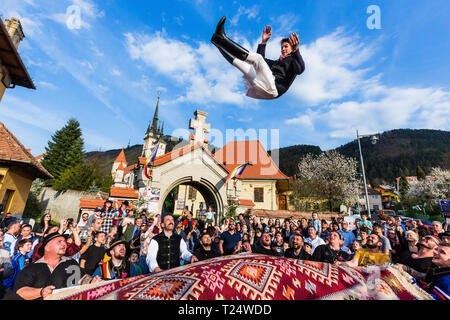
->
xmin=91 ymin=45 xmax=104 ymax=57
xmin=49 ymin=0 xmax=104 ymax=31
xmin=285 ymin=114 xmax=314 ymax=128
xmin=318 ymin=85 xmax=450 ymax=139
xmin=124 ymin=32 xmax=254 ymax=107
xmin=111 ymin=68 xmax=121 ymax=76
xmin=285 ymin=28 xmax=450 ymax=141
xmin=0 ymin=95 xmax=67 ymax=132
xmin=269 ymin=13 xmax=301 ymax=36
xmin=230 ymin=5 xmax=260 ymax=26
xmin=174 ymin=16 xmax=184 ymax=26
xmin=289 ymin=28 xmax=378 ymax=106
xmin=37 ymin=81 xmax=59 ymax=90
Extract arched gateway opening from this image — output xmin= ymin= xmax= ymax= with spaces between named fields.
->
xmin=160 ymin=176 xmax=224 ymax=224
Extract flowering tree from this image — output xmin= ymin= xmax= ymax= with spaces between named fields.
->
xmin=293 ymin=151 xmax=359 ymax=212
xmin=406 ymin=167 xmax=450 ymax=212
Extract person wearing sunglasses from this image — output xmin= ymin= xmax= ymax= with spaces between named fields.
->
xmin=397 ymin=235 xmax=440 ymax=274
xmin=32 ymin=213 xmax=53 ymax=240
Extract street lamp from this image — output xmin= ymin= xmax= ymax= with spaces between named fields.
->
xmin=356 ymin=130 xmax=380 ymax=219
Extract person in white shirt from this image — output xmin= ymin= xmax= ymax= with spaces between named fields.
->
xmin=3 ymin=220 xmax=20 ymax=257
xmin=305 ymin=226 xmax=325 ymax=254
xmin=146 ymin=215 xmax=198 ymax=273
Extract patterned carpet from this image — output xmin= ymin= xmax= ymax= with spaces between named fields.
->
xmin=47 ymin=253 xmax=433 ymax=300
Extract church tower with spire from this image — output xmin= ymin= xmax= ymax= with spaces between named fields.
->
xmin=142 ymin=93 xmax=167 ymax=158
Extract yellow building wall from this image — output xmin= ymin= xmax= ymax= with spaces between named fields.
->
xmin=0 ymin=166 xmax=33 ymax=215
xmin=0 ymin=74 xmax=6 ymax=102
xmin=240 ymin=180 xmax=278 ymax=210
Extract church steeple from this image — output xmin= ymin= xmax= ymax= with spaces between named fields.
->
xmin=142 ymin=93 xmax=167 ymax=158
xmin=150 ymin=94 xmax=160 ymax=135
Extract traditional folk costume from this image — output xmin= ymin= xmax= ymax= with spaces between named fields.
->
xmin=92 ymin=240 xmax=138 ymax=280
xmin=211 ymin=16 xmax=305 ymax=100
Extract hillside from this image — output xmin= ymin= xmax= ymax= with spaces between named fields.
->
xmin=274 ymin=129 xmax=450 ymax=185
xmin=335 ymin=129 xmax=450 ymax=185
xmin=84 ymin=129 xmax=450 ymax=185
xmin=85 ymin=136 xmax=216 ymax=176
xmin=269 ymin=144 xmax=323 ymax=178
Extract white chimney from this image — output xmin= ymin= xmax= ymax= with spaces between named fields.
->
xmin=4 ymin=18 xmax=25 ymax=49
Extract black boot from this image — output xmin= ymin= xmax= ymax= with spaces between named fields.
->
xmin=217 ymin=47 xmax=235 ymax=64
xmin=211 ymin=16 xmax=249 ymax=61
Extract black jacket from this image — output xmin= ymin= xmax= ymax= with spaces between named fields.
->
xmin=13 ymin=257 xmax=84 ymax=300
xmin=193 ymin=246 xmax=220 ymax=261
xmin=311 ymin=245 xmax=351 ymax=264
xmin=257 ymin=44 xmax=305 ymax=97
xmin=252 ymin=244 xmax=278 ymax=256
xmin=284 ymin=248 xmax=311 ymax=260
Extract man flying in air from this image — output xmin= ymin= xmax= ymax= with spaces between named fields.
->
xmin=211 ymin=16 xmax=305 ymax=100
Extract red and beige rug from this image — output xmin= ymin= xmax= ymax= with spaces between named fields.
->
xmin=47 ymin=253 xmax=432 ymax=300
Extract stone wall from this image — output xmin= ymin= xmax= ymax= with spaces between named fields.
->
xmin=38 ymin=187 xmax=107 ymax=222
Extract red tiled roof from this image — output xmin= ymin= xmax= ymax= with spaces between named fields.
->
xmin=213 ymin=140 xmax=288 ymax=180
xmin=35 ymin=153 xmax=46 ymax=161
xmin=110 ymin=187 xmax=139 ymax=199
xmin=238 ymin=199 xmax=255 ymax=207
xmin=123 ymin=164 xmax=137 ymax=176
xmin=114 ymin=149 xmax=127 ymax=164
xmin=79 ymin=198 xmax=106 ymax=209
xmin=0 ymin=121 xmax=52 ymax=179
xmin=79 ymin=198 xmax=135 ymax=209
xmin=116 ymin=162 xmax=125 ymax=171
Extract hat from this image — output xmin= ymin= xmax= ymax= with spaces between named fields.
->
xmin=106 ymin=239 xmax=128 ymax=256
xmin=104 ymin=199 xmax=113 ymax=204
xmin=161 ymin=212 xmax=172 ymax=222
xmin=438 ymin=231 xmax=450 ymax=240
xmin=38 ymin=232 xmax=67 ymax=257
xmin=94 ymin=206 xmax=103 ymax=212
xmin=122 ymin=200 xmax=129 ymax=206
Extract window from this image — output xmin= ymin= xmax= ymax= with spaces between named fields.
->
xmin=254 ymin=187 xmax=264 ymax=203
xmin=1 ymin=189 xmax=15 ymax=212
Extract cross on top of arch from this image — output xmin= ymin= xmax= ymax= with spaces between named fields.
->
xmin=189 ymin=110 xmax=210 ymax=144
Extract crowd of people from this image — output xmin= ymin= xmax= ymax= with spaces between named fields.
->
xmin=0 ymin=202 xmax=449 ymax=300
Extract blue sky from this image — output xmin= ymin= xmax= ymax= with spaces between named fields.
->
xmin=1 ymin=0 xmax=449 ymax=156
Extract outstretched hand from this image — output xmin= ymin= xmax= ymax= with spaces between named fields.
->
xmin=262 ymin=25 xmax=272 ymax=44
xmin=289 ymin=33 xmax=299 ymax=52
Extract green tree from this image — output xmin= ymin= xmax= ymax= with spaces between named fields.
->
xmin=101 ymin=174 xmax=113 ymax=194
xmin=399 ymin=176 xmax=409 ymax=200
xmin=41 ymin=118 xmax=84 ymax=186
xmin=224 ymin=200 xmax=238 ymax=220
xmin=416 ymin=165 xmax=426 ymax=180
xmin=53 ymin=160 xmax=103 ymax=192
xmin=23 ymin=179 xmax=45 ymax=219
